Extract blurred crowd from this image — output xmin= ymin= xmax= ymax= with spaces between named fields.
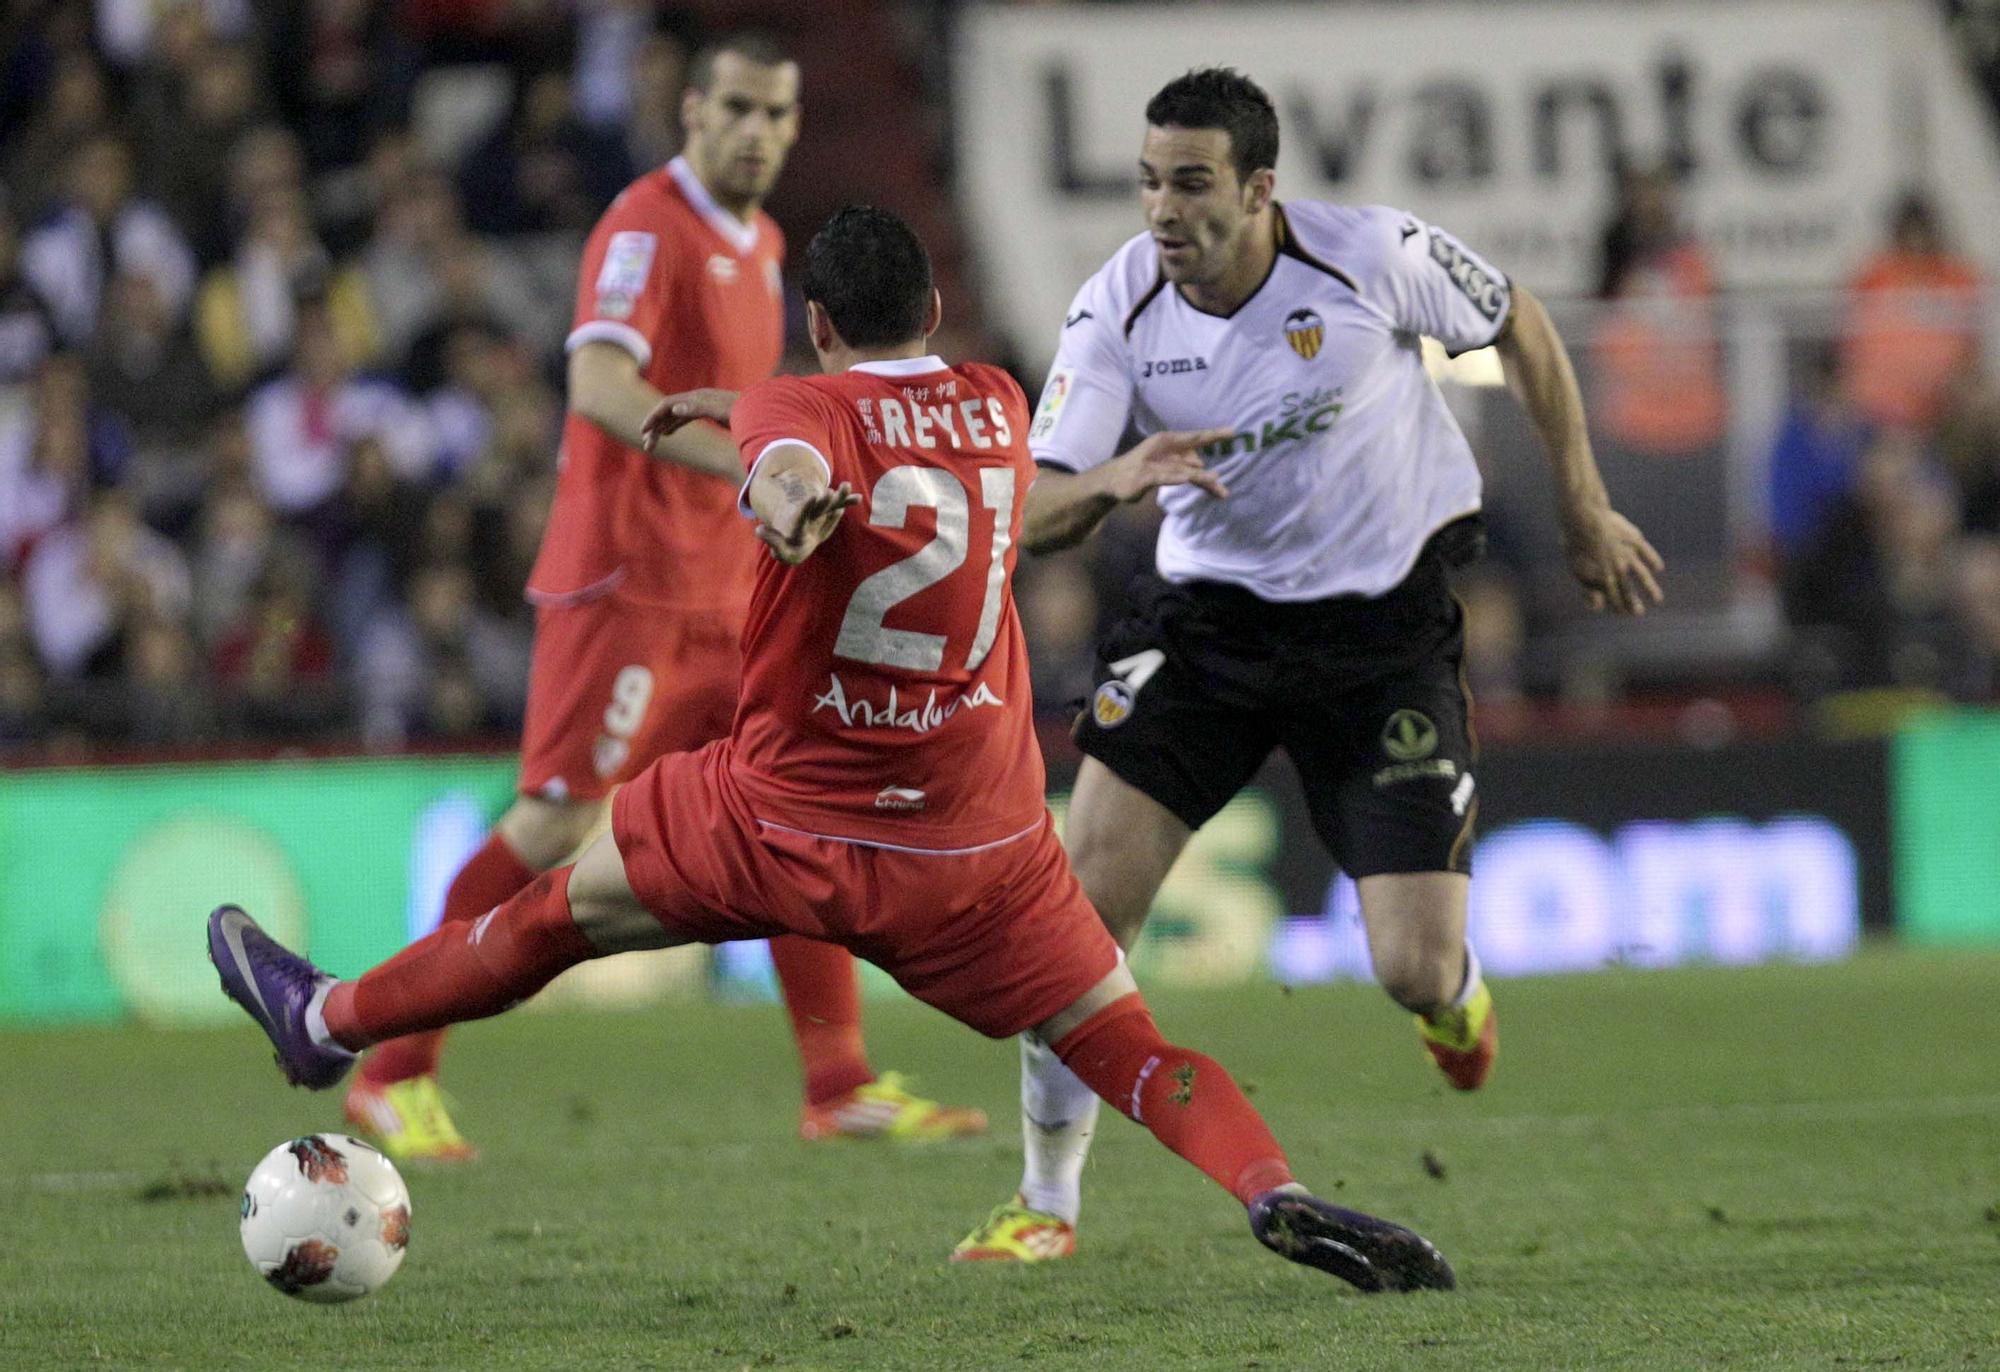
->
xmin=0 ymin=0 xmax=705 ymax=754
xmin=1442 ymin=169 xmax=2000 ymax=723
xmin=0 ymin=2 xmax=1994 ymax=763
xmin=1583 ymin=171 xmax=1990 ymax=705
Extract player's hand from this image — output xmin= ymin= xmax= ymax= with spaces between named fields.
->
xmin=1562 ymin=502 xmax=1665 ymax=615
xmin=757 ymin=481 xmax=862 ymax=565
xmin=1108 ymin=429 xmax=1235 ymax=502
xmin=641 ymin=388 xmax=739 ymax=452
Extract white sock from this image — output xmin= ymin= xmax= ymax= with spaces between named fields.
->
xmin=1450 ymin=941 xmax=1484 ymax=1011
xmin=1016 ymin=1032 xmax=1100 ymax=1225
xmin=304 ymin=979 xmax=355 ymax=1056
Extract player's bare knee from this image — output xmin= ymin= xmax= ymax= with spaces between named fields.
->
xmin=564 ymin=832 xmax=672 ymax=955
xmin=497 ymin=795 xmax=609 ymax=871
xmin=1374 ymin=945 xmax=1461 ymax=1015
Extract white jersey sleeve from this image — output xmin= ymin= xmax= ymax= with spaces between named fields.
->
xmin=1347 ymin=206 xmax=1511 ymax=357
xmin=1027 ymin=269 xmax=1137 ymax=473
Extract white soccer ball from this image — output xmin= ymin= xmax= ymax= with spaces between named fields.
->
xmin=239 ymin=1133 xmax=411 ymax=1302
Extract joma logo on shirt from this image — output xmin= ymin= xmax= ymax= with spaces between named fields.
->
xmin=812 ymin=674 xmax=1004 ymax=734
xmin=1141 ymin=356 xmax=1208 ymax=378
xmin=1198 ymin=388 xmax=1345 ymax=458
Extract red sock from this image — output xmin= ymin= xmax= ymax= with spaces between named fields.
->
xmin=769 ymin=936 xmax=874 ymax=1105
xmin=1053 ymin=993 xmax=1294 ymax=1207
xmin=359 ymin=831 xmax=540 ymax=1087
xmin=325 ymin=869 xmax=595 ymax=1051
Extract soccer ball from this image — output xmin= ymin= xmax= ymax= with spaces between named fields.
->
xmin=239 ymin=1134 xmax=411 ymax=1302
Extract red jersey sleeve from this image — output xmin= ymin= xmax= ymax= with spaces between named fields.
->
xmin=565 ymin=193 xmax=676 ymax=368
xmin=731 ymin=376 xmax=842 ymax=515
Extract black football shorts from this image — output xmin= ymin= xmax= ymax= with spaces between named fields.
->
xmin=1072 ymin=522 xmax=1480 ymax=878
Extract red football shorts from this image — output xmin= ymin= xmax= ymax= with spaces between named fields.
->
xmin=518 ymin=594 xmax=740 ymax=803
xmin=611 ymin=740 xmax=1122 ymax=1039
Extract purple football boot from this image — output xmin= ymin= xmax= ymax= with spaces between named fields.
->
xmin=206 ymin=905 xmax=356 ymax=1090
xmin=1249 ymin=1190 xmax=1456 ymax=1293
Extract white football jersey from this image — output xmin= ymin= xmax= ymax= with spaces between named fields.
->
xmin=1030 ymin=201 xmax=1509 ymax=601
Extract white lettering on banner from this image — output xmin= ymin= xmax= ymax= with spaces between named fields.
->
xmin=1268 ymin=816 xmax=1860 ymax=984
xmin=811 ymin=673 xmax=1006 ymax=734
xmin=956 ymin=0 xmax=2000 ymax=368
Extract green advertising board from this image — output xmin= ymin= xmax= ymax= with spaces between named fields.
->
xmin=1893 ymin=709 xmax=2000 ymax=944
xmin=0 ymin=756 xmax=515 ymax=1026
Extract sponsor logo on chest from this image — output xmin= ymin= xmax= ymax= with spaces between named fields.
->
xmin=1194 ymin=386 xmax=1345 ymax=458
xmin=812 ymin=673 xmax=1006 ymax=734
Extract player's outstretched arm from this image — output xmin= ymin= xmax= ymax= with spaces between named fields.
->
xmin=567 ymin=342 xmax=741 ymax=482
xmin=1021 ymin=429 xmax=1235 ymax=555
xmin=1494 ymin=285 xmax=1665 ymax=616
xmin=745 ymin=444 xmax=861 ymax=565
xmin=640 ymin=388 xmax=740 ymax=452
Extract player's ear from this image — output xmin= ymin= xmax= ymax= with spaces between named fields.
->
xmin=806 ymin=300 xmax=834 ymax=351
xmin=922 ymin=289 xmax=942 ymax=340
xmin=680 ymin=83 xmax=705 ymax=137
xmin=1243 ymin=167 xmax=1276 ymax=215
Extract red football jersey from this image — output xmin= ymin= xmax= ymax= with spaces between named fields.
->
xmin=528 ymin=156 xmax=785 ymax=612
xmin=725 ymin=357 xmax=1045 ymax=850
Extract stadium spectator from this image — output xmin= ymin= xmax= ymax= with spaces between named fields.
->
xmin=1590 ymin=164 xmax=1726 ymax=457
xmin=22 ymin=132 xmax=197 ymax=352
xmin=213 ymin=542 xmax=342 ymax=738
xmin=3 ymin=48 xmax=112 ymax=225
xmin=132 ymin=32 xmax=269 ymax=264
xmin=96 ymin=0 xmax=254 ymax=70
xmin=189 ymin=479 xmax=280 ymax=649
xmin=615 ymin=25 xmax=694 ymax=175
xmin=1934 ymin=373 xmax=2000 ymax=534
xmin=219 ymin=124 xmax=313 ymax=252
xmin=20 ymin=131 xmax=197 ymax=350
xmin=195 ymin=182 xmax=378 ymax=391
xmin=360 ymin=169 xmax=553 ymax=368
xmin=456 ymin=68 xmax=630 ymax=236
xmin=410 ymin=320 xmax=531 ymax=478
xmin=244 ymin=305 xmax=434 ymax=520
xmin=0 ymin=636 xmax=48 ymax=745
xmin=89 ymin=272 xmax=220 ymax=526
xmin=1949 ymin=536 xmax=2000 ymax=698
xmin=263 ymin=0 xmax=404 ymax=174
xmin=1783 ymin=432 xmax=1966 ymax=691
xmin=0 ymin=195 xmax=58 ymax=390
xmin=22 ymin=491 xmax=192 ymax=680
xmin=1841 ymin=192 xmax=1983 ymax=434
xmin=353 ymin=559 xmax=524 ymax=746
xmin=571 ymin=0 xmax=658 ymax=128
xmin=1767 ymin=344 xmax=1873 ymax=562
xmin=124 ymin=613 xmax=218 ymax=745
xmin=0 ymin=372 xmax=92 ymax=572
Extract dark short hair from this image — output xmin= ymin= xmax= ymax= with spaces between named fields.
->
xmin=1145 ymin=68 xmax=1278 ymax=180
xmin=802 ymin=206 xmax=932 ymax=350
xmin=687 ymin=31 xmax=793 ymax=92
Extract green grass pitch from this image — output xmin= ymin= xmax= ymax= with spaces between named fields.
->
xmin=3 ymin=948 xmax=1997 ymax=1371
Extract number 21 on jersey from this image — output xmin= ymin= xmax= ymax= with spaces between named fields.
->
xmin=833 ymin=465 xmax=1016 ymax=673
